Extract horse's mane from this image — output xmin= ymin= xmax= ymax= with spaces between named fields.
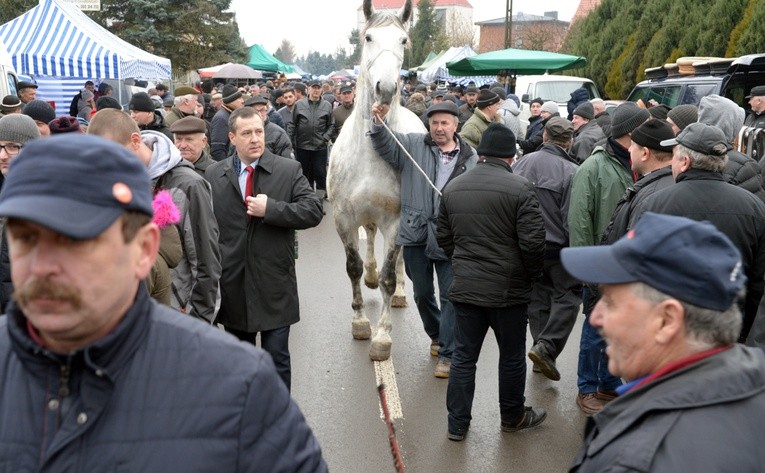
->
xmin=362 ymin=11 xmax=406 ymax=36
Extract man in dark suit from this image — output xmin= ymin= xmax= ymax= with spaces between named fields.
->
xmin=206 ymin=107 xmax=324 ymax=390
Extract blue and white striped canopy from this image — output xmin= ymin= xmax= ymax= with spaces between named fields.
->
xmin=0 ymin=0 xmax=171 ymax=80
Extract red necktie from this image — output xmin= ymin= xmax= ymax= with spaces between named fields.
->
xmin=244 ymin=164 xmax=254 ymax=203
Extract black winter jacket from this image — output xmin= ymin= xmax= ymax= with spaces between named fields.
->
xmin=287 ymin=98 xmax=334 ymax=151
xmin=437 ymin=158 xmax=546 ymax=307
xmin=723 ymin=150 xmax=765 ymax=203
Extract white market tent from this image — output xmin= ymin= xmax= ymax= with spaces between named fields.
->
xmin=0 ymin=0 xmax=171 ymax=115
xmin=417 ymin=45 xmax=493 ymax=86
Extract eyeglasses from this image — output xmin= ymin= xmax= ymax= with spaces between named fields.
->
xmin=0 ymin=143 xmax=23 ymax=156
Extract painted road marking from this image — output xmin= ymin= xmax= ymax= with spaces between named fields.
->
xmin=375 ymin=358 xmax=403 ymax=420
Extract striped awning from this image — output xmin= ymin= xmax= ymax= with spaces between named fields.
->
xmin=0 ymin=0 xmax=171 ymax=80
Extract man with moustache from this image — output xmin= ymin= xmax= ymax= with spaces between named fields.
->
xmin=0 ymin=133 xmax=327 ymax=471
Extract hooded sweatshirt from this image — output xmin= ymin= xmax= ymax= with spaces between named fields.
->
xmin=698 ymin=95 xmax=765 ymax=203
xmin=498 ymin=100 xmax=522 ymax=140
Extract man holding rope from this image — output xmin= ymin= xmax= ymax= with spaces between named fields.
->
xmin=370 ymin=100 xmax=477 ymax=378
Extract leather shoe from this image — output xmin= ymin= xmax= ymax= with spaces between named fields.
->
xmin=528 ymin=343 xmax=561 ymax=381
xmin=447 ymin=426 xmax=468 ymax=441
xmin=596 ymin=389 xmax=618 ymax=402
xmin=501 ymin=406 xmax=547 ymax=432
xmin=434 ymin=358 xmax=451 ymax=378
xmin=430 ymin=339 xmax=440 ymax=357
xmin=576 ymin=392 xmax=606 ymax=415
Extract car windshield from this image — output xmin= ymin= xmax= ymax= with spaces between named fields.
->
xmin=536 ymin=82 xmax=598 ymax=102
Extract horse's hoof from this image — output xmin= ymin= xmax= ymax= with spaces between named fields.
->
xmin=369 ymin=339 xmax=392 ymax=361
xmin=352 ymin=320 xmax=372 ymax=340
xmin=364 ymin=278 xmax=379 ymax=290
xmin=391 ymin=295 xmax=407 ymax=308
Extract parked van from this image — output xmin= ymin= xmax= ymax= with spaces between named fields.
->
xmin=515 ymin=75 xmax=601 ymax=132
xmin=0 ymin=39 xmax=19 ymax=99
xmin=626 ymin=54 xmax=765 ymax=110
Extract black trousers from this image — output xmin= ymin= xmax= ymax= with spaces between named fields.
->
xmin=226 ymin=326 xmax=292 ymax=392
xmin=295 ymin=148 xmax=328 ymax=191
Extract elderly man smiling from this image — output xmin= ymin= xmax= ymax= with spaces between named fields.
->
xmin=562 ymin=212 xmax=765 ymax=472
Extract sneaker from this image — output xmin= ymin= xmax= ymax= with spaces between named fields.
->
xmin=527 ymin=343 xmax=561 ymax=381
xmin=434 ymin=358 xmax=451 ymax=378
xmin=576 ymin=392 xmax=606 ymax=415
xmin=447 ymin=426 xmax=468 ymax=441
xmin=430 ymin=339 xmax=440 ymax=357
xmin=501 ymin=407 xmax=547 ymax=432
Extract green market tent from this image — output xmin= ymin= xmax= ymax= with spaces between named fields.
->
xmin=411 ymin=50 xmax=443 ymax=72
xmin=447 ymin=48 xmax=587 ymax=76
xmin=246 ymin=44 xmax=293 ymax=73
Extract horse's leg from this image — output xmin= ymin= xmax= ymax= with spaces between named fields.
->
xmin=369 ymin=222 xmax=401 ymax=361
xmin=391 ymin=250 xmax=407 ymax=308
xmin=336 ymin=216 xmax=372 ymax=340
xmin=363 ymin=223 xmax=379 ymax=289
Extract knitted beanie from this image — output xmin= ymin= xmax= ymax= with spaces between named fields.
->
xmin=129 ymin=92 xmax=155 ymax=112
xmin=0 ymin=114 xmax=41 ymax=143
xmin=22 ymin=100 xmax=56 ymax=124
xmin=490 ymin=86 xmax=507 ymax=100
xmin=476 ymin=122 xmax=516 ymax=158
xmin=573 ymin=102 xmax=595 ymax=120
xmin=96 ymin=96 xmax=122 ymax=111
xmin=541 ymin=101 xmax=559 ymax=115
xmin=49 ymin=116 xmax=82 ymax=134
xmin=667 ymin=104 xmax=698 ymax=132
xmin=630 ymin=118 xmax=675 ymax=152
xmin=222 ymin=84 xmax=242 ymax=104
xmin=647 ymin=104 xmax=671 ymax=120
xmin=476 ymin=89 xmax=500 ymax=108
xmin=611 ymin=102 xmax=650 ymax=138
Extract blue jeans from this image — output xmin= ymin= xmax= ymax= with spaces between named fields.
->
xmin=577 ymin=288 xmax=622 ymax=394
xmin=447 ymin=302 xmax=528 ymax=433
xmin=403 ymin=245 xmax=455 ymax=360
xmin=227 ymin=326 xmax=292 ymax=392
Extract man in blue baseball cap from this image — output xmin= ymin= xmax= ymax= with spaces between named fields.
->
xmin=563 ymin=212 xmax=765 ymax=472
xmin=0 ymin=134 xmax=327 ymax=471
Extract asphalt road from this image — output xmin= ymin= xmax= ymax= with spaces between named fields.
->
xmin=289 ymin=202 xmax=588 ymax=473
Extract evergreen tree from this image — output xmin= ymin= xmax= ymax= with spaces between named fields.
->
xmin=274 ymin=39 xmax=296 ymax=65
xmin=0 ymin=0 xmax=36 ymax=24
xmin=407 ymin=0 xmax=447 ymax=68
xmin=348 ymin=29 xmax=362 ymax=67
xmin=88 ymin=0 xmax=247 ymax=75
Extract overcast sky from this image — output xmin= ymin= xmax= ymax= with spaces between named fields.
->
xmin=230 ymin=0 xmax=579 ymax=58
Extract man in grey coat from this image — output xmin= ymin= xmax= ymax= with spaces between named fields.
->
xmin=570 ymin=102 xmax=606 ymax=163
xmin=207 ymin=107 xmax=323 ymax=390
xmin=564 ymin=212 xmax=765 ymax=472
xmin=370 ymin=100 xmax=477 ymax=378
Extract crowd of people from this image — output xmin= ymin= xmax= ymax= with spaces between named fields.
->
xmin=0 ymin=73 xmax=763 ymax=470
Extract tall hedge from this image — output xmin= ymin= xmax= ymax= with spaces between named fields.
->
xmin=563 ymin=0 xmax=765 ymax=99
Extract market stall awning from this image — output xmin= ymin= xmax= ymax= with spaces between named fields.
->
xmin=447 ymin=48 xmax=586 ymax=77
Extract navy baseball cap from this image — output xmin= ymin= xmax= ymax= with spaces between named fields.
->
xmin=561 ymin=212 xmax=746 ymax=311
xmin=0 ymin=134 xmax=153 ymax=240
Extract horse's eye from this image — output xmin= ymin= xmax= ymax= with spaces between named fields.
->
xmin=365 ymin=34 xmax=372 ymax=42
xmin=401 ymin=38 xmax=408 ymax=45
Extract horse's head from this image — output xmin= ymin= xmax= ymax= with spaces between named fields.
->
xmin=361 ymin=0 xmax=412 ymax=106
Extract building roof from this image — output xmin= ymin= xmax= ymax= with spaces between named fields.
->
xmin=572 ymin=0 xmax=602 ymax=24
xmin=476 ymin=12 xmax=568 ymax=26
xmin=358 ymin=0 xmax=472 ymax=10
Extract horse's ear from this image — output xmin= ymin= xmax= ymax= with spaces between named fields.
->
xmin=363 ymin=0 xmax=374 ymax=21
xmin=399 ymin=0 xmax=412 ymax=23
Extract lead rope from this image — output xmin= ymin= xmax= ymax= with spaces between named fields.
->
xmin=378 ymin=384 xmax=406 ymax=473
xmin=374 ymin=112 xmax=442 ymax=197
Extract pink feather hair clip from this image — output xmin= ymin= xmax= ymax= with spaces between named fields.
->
xmin=152 ymin=190 xmax=181 ymax=229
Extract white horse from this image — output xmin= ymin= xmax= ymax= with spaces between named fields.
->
xmin=327 ymin=0 xmax=426 ymax=361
